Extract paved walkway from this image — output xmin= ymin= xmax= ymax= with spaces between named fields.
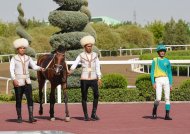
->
xmin=0 ymin=102 xmax=190 ymax=134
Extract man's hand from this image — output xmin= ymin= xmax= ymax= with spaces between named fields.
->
xmin=13 ymin=80 xmax=19 ymax=87
xmin=40 ymin=68 xmax=45 ymax=72
xmin=170 ymin=85 xmax=172 ymax=91
xmin=67 ymin=70 xmax=72 ymax=76
xmin=98 ymin=79 xmax=102 ymax=87
xmin=153 ymin=83 xmax=156 ymax=90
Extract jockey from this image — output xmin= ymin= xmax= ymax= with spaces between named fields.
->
xmin=10 ymin=38 xmax=44 ymax=123
xmin=68 ymin=35 xmax=102 ymax=121
xmin=150 ymin=44 xmax=173 ymax=120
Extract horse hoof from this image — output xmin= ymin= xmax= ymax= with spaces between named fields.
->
xmin=65 ymin=117 xmax=70 ymax=122
xmin=50 ymin=117 xmax=55 ymax=121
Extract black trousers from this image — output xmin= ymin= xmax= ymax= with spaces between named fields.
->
xmin=80 ymin=80 xmax=99 ymax=103
xmin=14 ymin=84 xmax=33 ymax=108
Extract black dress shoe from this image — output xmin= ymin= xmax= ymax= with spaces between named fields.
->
xmin=17 ymin=116 xmax=22 ymax=123
xmin=84 ymin=114 xmax=90 ymax=121
xmin=29 ymin=117 xmax=37 ymax=123
xmin=91 ymin=114 xmax=100 ymax=121
xmin=152 ymin=114 xmax=157 ymax=119
xmin=165 ymin=116 xmax=172 ymax=120
xmin=165 ymin=110 xmax=172 ymax=120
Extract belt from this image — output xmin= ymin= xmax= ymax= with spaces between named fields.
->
xmin=15 ymin=74 xmax=29 ymax=79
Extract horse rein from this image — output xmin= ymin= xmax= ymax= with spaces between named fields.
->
xmin=44 ymin=54 xmax=55 ymax=71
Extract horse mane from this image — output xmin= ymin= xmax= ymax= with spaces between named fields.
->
xmin=37 ymin=54 xmax=55 ymax=68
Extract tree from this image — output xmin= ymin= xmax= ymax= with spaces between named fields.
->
xmin=163 ymin=18 xmax=190 ymax=45
xmin=92 ymin=22 xmax=122 ymax=50
xmin=175 ymin=19 xmax=190 ymax=44
xmin=117 ymin=25 xmax=154 ymax=48
xmin=145 ymin=20 xmax=165 ymax=44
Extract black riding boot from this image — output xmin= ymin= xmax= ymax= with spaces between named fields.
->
xmin=49 ymin=103 xmax=55 ymax=118
xmin=16 ymin=107 xmax=22 ymax=123
xmin=82 ymin=101 xmax=89 ymax=121
xmin=91 ymin=99 xmax=100 ymax=120
xmin=152 ymin=101 xmax=159 ymax=119
xmin=28 ymin=106 xmax=37 ymax=123
xmin=165 ymin=110 xmax=172 ymax=120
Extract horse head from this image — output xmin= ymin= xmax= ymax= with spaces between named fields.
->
xmin=53 ymin=45 xmax=66 ymax=75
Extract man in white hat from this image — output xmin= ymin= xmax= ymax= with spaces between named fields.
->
xmin=10 ymin=38 xmax=44 ymax=123
xmin=68 ymin=35 xmax=102 ymax=121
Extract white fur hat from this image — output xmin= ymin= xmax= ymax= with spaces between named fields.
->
xmin=13 ymin=38 xmax=29 ymax=49
xmin=80 ymin=35 xmax=95 ymax=47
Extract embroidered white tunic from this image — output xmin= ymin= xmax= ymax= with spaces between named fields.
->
xmin=70 ymin=52 xmax=101 ymax=80
xmin=10 ymin=54 xmax=41 ymax=86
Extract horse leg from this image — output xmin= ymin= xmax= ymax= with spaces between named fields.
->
xmin=38 ymin=74 xmax=45 ymax=115
xmin=63 ymin=83 xmax=70 ymax=122
xmin=49 ymin=85 xmax=56 ymax=121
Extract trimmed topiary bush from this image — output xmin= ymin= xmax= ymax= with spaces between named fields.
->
xmin=101 ymin=73 xmax=128 ymax=89
xmin=49 ymin=11 xmax=88 ymax=31
xmin=135 ymin=74 xmax=155 ymax=101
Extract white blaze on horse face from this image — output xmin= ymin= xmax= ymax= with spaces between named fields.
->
xmin=55 ymin=64 xmax=63 ymax=74
xmin=55 ymin=65 xmax=59 ymax=74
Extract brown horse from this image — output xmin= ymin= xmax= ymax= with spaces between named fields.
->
xmin=37 ymin=47 xmax=70 ymax=121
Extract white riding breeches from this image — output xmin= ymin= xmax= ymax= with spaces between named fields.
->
xmin=155 ymin=77 xmax=170 ymax=104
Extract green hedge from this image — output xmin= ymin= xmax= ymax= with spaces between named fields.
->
xmin=140 ymin=50 xmax=190 ymax=60
xmin=135 ymin=74 xmax=155 ymax=101
xmin=179 ymin=79 xmax=190 ymax=90
xmin=0 ymin=94 xmax=15 ymax=102
xmin=31 ymin=87 xmax=190 ymax=102
xmin=1 ymin=77 xmax=190 ymax=102
xmin=1 ymin=88 xmax=190 ymax=102
xmin=101 ymin=73 xmax=128 ymax=89
xmin=171 ymin=89 xmax=190 ymax=101
xmin=32 ymin=88 xmax=140 ymax=103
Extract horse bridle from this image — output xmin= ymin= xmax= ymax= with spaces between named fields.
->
xmin=44 ymin=53 xmax=64 ymax=72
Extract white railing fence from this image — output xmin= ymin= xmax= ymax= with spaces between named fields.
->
xmin=1 ymin=60 xmax=190 ymax=103
xmin=131 ymin=58 xmax=190 ymax=77
xmin=166 ymin=45 xmax=190 ymax=51
xmin=1 ymin=45 xmax=190 ymax=62
xmin=0 ymin=77 xmax=12 ymax=94
xmin=101 ymin=45 xmax=190 ymax=57
xmin=0 ymin=54 xmax=15 ymax=63
xmin=118 ymin=47 xmax=172 ymax=56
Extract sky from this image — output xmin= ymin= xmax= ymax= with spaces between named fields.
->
xmin=0 ymin=0 xmax=190 ymax=25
